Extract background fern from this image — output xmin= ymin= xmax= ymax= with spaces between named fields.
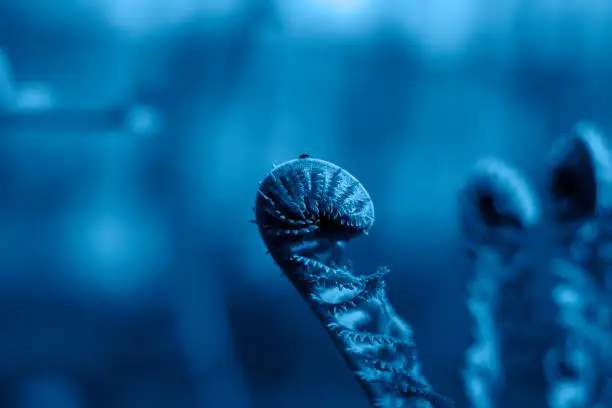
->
xmin=545 ymin=123 xmax=612 ymax=408
xmin=458 ymin=158 xmax=551 ymax=408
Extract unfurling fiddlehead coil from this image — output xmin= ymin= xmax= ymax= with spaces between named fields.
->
xmin=546 ymin=122 xmax=612 ymax=408
xmin=254 ymin=157 xmax=453 ymax=408
xmin=458 ymin=158 xmax=548 ymax=408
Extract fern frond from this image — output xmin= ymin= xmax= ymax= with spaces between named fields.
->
xmin=254 ymin=157 xmax=453 ymax=408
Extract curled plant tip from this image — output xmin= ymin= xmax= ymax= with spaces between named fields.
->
xmin=459 ymin=158 xmax=549 ymax=408
xmin=255 ymin=156 xmax=453 ymax=408
xmin=256 ymin=157 xmax=375 ymax=263
xmin=458 ymin=157 xmax=540 ymax=259
xmin=546 ymin=123 xmax=612 ymax=286
xmin=548 ymin=122 xmax=612 ymax=221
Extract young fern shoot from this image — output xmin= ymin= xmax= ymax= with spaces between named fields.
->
xmin=254 ymin=157 xmax=453 ymax=408
xmin=546 ymin=122 xmax=612 ymax=408
xmin=458 ymin=158 xmax=547 ymax=408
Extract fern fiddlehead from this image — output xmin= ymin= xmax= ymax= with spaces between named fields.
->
xmin=546 ymin=122 xmax=612 ymax=408
xmin=458 ymin=158 xmax=548 ymax=408
xmin=254 ymin=156 xmax=453 ymax=408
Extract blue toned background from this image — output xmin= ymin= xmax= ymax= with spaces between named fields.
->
xmin=0 ymin=1 xmax=610 ymax=407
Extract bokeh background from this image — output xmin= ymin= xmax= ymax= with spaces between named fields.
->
xmin=1 ymin=1 xmax=611 ymax=407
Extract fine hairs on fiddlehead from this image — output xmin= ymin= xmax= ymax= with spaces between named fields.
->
xmin=254 ymin=156 xmax=454 ymax=408
xmin=458 ymin=158 xmax=548 ymax=408
xmin=545 ymin=122 xmax=612 ymax=408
